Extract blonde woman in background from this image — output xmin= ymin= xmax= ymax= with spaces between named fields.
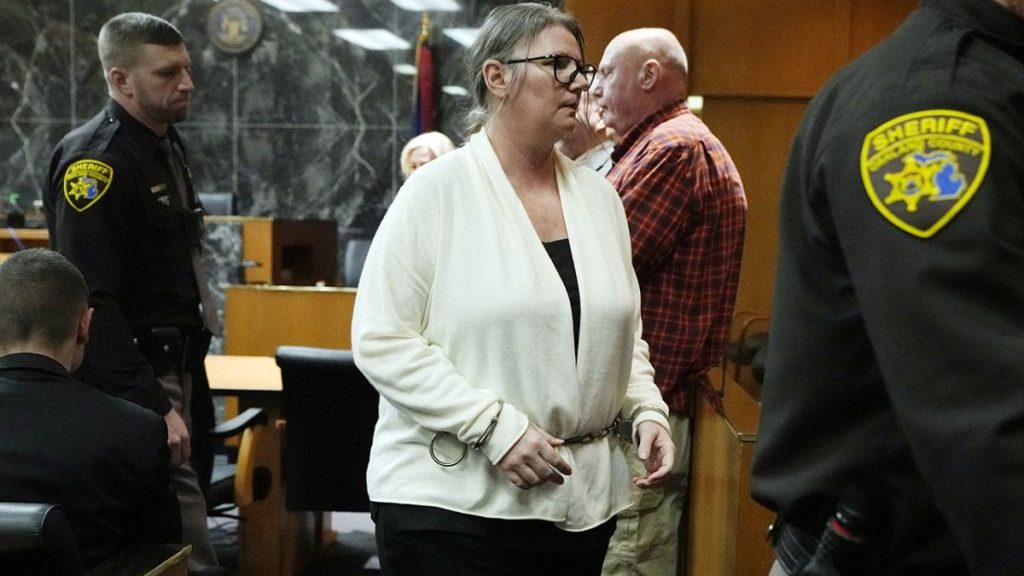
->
xmin=399 ymin=131 xmax=455 ymax=178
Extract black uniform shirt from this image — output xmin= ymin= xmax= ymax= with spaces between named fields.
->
xmin=751 ymin=1 xmax=1024 ymax=574
xmin=44 ymin=100 xmax=205 ymax=415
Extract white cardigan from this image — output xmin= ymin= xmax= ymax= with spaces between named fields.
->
xmin=352 ymin=131 xmax=669 ymax=531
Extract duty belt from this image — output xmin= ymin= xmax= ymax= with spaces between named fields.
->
xmin=770 ymin=521 xmax=819 ymax=575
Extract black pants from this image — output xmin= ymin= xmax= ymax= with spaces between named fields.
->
xmin=373 ymin=503 xmax=616 ymax=576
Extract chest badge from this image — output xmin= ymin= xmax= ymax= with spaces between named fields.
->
xmin=63 ymin=159 xmax=114 ymax=212
xmin=860 ymin=109 xmax=990 ymax=238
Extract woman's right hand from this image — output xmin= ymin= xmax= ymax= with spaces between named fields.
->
xmin=497 ymin=422 xmax=572 ymax=490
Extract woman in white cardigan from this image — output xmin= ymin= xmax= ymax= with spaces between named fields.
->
xmin=351 ymin=4 xmax=674 ymax=574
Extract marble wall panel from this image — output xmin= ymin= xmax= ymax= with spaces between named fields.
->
xmin=1 ymin=0 xmax=561 ymax=315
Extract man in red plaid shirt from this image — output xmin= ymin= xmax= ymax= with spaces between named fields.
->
xmin=591 ymin=28 xmax=747 ymax=576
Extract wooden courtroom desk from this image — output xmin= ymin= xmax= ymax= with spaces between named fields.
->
xmin=206 ymin=354 xmax=315 ymax=576
xmin=224 ymin=285 xmax=356 ymax=356
xmin=0 ymin=227 xmax=48 ymax=252
xmin=91 ymin=543 xmax=191 ymax=576
xmin=218 ymin=286 xmax=357 ymax=573
xmin=0 ymin=228 xmax=49 ymax=263
xmin=686 ymin=366 xmax=775 ymax=576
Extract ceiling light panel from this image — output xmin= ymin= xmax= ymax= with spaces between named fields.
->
xmin=389 ymin=0 xmax=461 ymax=11
xmin=334 ymin=28 xmax=411 ymax=51
xmin=442 ymin=28 xmax=479 ymax=47
xmin=259 ymin=0 xmax=339 ymax=12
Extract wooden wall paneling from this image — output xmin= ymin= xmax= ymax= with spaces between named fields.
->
xmin=848 ymin=0 xmax=917 ymax=59
xmin=689 ymin=0 xmax=849 ymax=98
xmin=699 ymin=97 xmax=808 ymax=314
xmin=565 ymin=0 xmax=685 ymax=65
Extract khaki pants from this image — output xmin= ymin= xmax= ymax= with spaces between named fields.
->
xmin=602 ymin=413 xmax=692 ymax=576
xmin=159 ymin=368 xmax=219 ymax=571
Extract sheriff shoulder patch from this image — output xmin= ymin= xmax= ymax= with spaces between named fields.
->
xmin=63 ymin=159 xmax=114 ymax=212
xmin=860 ymin=109 xmax=990 ymax=238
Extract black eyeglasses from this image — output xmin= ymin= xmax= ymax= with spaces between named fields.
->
xmin=503 ymin=54 xmax=597 ymax=89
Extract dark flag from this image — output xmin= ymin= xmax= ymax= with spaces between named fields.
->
xmin=411 ymin=13 xmax=435 ymax=135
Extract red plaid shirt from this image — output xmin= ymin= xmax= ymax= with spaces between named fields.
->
xmin=608 ymin=99 xmax=746 ymax=415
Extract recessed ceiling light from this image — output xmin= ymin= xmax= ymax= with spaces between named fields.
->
xmin=333 ymin=28 xmax=411 ymax=51
xmin=389 ymin=0 xmax=461 ymax=11
xmin=393 ymin=63 xmax=418 ymax=76
xmin=259 ymin=0 xmax=339 ymax=12
xmin=442 ymin=28 xmax=479 ymax=47
xmin=441 ymin=86 xmax=469 ymax=96
xmin=686 ymin=95 xmax=704 ymax=113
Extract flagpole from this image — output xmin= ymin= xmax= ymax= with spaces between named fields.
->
xmin=412 ymin=12 xmax=435 ymax=135
xmin=420 ymin=12 xmax=430 ymax=44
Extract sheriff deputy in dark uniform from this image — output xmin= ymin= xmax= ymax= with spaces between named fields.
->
xmin=43 ymin=13 xmax=219 ymax=572
xmin=751 ymin=1 xmax=1024 ymax=575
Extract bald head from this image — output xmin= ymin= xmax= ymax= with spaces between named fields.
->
xmin=993 ymin=0 xmax=1024 ymax=18
xmin=609 ymin=28 xmax=688 ymax=84
xmin=592 ymin=28 xmax=689 ymax=135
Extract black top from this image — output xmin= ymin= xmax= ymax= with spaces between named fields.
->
xmin=44 ymin=100 xmax=207 ymax=414
xmin=542 ymin=238 xmax=580 ymax=354
xmin=751 ymin=1 xmax=1024 ymax=574
xmin=0 ymin=353 xmax=180 ymax=569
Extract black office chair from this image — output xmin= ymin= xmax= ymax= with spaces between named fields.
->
xmin=722 ymin=311 xmax=771 ymax=392
xmin=0 ymin=503 xmax=194 ymax=575
xmin=205 ymin=407 xmax=273 ymax=517
xmin=197 ymin=192 xmax=235 ymax=217
xmin=275 ymin=346 xmax=379 ymax=553
xmin=343 ymin=239 xmax=372 ymax=287
xmin=0 ymin=502 xmax=83 ymax=575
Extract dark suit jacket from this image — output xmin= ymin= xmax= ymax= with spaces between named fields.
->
xmin=0 ymin=353 xmax=181 ymax=569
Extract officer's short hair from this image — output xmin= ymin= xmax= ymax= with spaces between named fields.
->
xmin=98 ymin=12 xmax=184 ymax=72
xmin=0 ymin=249 xmax=88 ymax=352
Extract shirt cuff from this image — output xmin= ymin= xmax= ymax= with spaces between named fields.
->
xmin=464 ymin=401 xmax=529 ymax=465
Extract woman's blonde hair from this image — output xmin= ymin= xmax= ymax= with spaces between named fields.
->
xmin=400 ymin=131 xmax=456 ymax=177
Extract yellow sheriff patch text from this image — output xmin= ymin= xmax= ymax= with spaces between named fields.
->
xmin=63 ymin=159 xmax=114 ymax=212
xmin=860 ymin=109 xmax=989 ymax=238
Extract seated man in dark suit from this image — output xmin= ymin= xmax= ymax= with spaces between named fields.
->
xmin=0 ymin=248 xmax=181 ymax=569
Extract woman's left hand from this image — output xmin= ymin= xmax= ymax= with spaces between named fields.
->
xmin=498 ymin=422 xmax=572 ymax=490
xmin=632 ymin=420 xmax=675 ymax=488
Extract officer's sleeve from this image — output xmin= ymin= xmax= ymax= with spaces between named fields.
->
xmin=846 ymin=123 xmax=1024 ymax=571
xmin=47 ymin=154 xmax=172 ymax=416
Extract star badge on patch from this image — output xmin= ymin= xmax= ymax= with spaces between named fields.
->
xmin=860 ymin=109 xmax=990 ymax=238
xmin=63 ymin=159 xmax=114 ymax=212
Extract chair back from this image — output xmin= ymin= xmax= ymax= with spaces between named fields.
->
xmin=343 ymin=239 xmax=372 ymax=287
xmin=197 ymin=192 xmax=235 ymax=216
xmin=276 ymin=346 xmax=379 ymax=512
xmin=0 ymin=502 xmax=83 ymax=575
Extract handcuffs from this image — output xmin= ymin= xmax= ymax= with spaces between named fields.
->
xmin=428 ymin=403 xmax=667 ymax=468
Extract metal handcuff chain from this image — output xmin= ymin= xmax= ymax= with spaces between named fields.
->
xmin=428 ymin=402 xmax=667 ymax=466
xmin=429 ymin=433 xmax=467 ymax=467
xmin=429 ymin=400 xmax=504 ymax=468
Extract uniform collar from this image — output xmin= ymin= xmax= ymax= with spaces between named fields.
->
xmin=0 ymin=352 xmax=73 ymax=379
xmin=104 ymin=100 xmax=182 ymax=152
xmin=922 ymin=0 xmax=1024 ymax=48
xmin=611 ymin=98 xmax=690 ymax=163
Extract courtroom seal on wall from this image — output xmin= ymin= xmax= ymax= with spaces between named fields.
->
xmin=208 ymin=0 xmax=263 ymax=55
